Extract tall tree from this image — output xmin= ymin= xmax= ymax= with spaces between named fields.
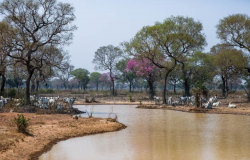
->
xmin=92 ymin=45 xmax=122 ymax=96
xmin=125 ymin=58 xmax=161 ymax=99
xmin=124 ymin=16 xmax=206 ymax=103
xmin=216 ymin=14 xmax=250 ymax=52
xmin=0 ymin=21 xmax=13 ymax=95
xmin=0 ymin=0 xmax=77 ymax=103
xmin=116 ymin=59 xmax=137 ymax=92
xmin=90 ymin=72 xmax=101 ymax=91
xmin=213 ymin=47 xmax=248 ymax=97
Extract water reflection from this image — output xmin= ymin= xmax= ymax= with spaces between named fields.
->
xmin=40 ymin=105 xmax=250 ymax=160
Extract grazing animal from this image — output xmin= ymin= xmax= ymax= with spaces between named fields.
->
xmin=168 ymin=97 xmax=172 ymax=104
xmin=72 ymin=115 xmax=78 ymax=120
xmin=209 ymin=96 xmax=217 ymax=103
xmin=48 ymin=99 xmax=56 ymax=107
xmin=57 ymin=103 xmax=63 ymax=110
xmin=203 ymin=102 xmax=213 ymax=109
xmin=172 ymin=101 xmax=179 ymax=107
xmin=212 ymin=101 xmax=221 ymax=107
xmin=179 ymin=97 xmax=188 ymax=105
xmin=67 ymin=97 xmax=76 ymax=108
xmin=40 ymin=104 xmax=48 ymax=109
xmin=187 ymin=96 xmax=194 ymax=105
xmin=228 ymin=102 xmax=236 ymax=108
xmin=153 ymin=96 xmax=160 ymax=105
xmin=0 ymin=100 xmax=4 ymax=110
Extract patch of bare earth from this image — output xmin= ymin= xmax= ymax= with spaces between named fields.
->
xmin=0 ymin=113 xmax=126 ymax=160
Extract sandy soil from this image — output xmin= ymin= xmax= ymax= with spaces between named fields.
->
xmin=0 ymin=113 xmax=126 ymax=160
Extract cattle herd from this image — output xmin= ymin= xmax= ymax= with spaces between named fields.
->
xmin=154 ymin=95 xmax=237 ymax=108
xmin=0 ymin=95 xmax=76 ymax=111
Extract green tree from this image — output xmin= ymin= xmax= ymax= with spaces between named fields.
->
xmin=71 ymin=68 xmax=90 ymax=90
xmin=92 ymin=45 xmax=122 ymax=96
xmin=90 ymin=72 xmax=101 ymax=91
xmin=123 ymin=16 xmax=206 ymax=103
xmin=116 ymin=59 xmax=137 ymax=92
xmin=0 ymin=0 xmax=77 ymax=103
xmin=216 ymin=14 xmax=250 ymax=52
xmin=213 ymin=46 xmax=248 ymax=97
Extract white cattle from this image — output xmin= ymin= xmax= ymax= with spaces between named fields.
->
xmin=213 ymin=101 xmax=221 ymax=107
xmin=153 ymin=96 xmax=160 ymax=105
xmin=0 ymin=100 xmax=4 ymax=110
xmin=172 ymin=101 xmax=179 ymax=107
xmin=57 ymin=103 xmax=63 ymax=110
xmin=40 ymin=104 xmax=48 ymax=109
xmin=209 ymin=96 xmax=217 ymax=103
xmin=187 ymin=96 xmax=194 ymax=104
xmin=203 ymin=102 xmax=213 ymax=109
xmin=48 ymin=99 xmax=56 ymax=107
xmin=168 ymin=97 xmax=172 ymax=104
xmin=228 ymin=102 xmax=236 ymax=108
xmin=179 ymin=97 xmax=188 ymax=105
xmin=67 ymin=97 xmax=76 ymax=107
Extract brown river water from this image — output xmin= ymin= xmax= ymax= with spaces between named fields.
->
xmin=39 ymin=105 xmax=250 ymax=160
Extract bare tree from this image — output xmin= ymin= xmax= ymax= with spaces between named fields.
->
xmin=92 ymin=45 xmax=122 ymax=96
xmin=0 ymin=0 xmax=77 ymax=103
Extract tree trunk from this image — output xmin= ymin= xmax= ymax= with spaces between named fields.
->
xmin=148 ymin=81 xmax=154 ymax=100
xmin=112 ymin=80 xmax=115 ymax=95
xmin=129 ymin=82 xmax=132 ymax=92
xmin=96 ymin=82 xmax=98 ymax=91
xmin=225 ymin=79 xmax=228 ymax=97
xmin=35 ymin=80 xmax=39 ymax=96
xmin=173 ymin=84 xmax=176 ymax=94
xmin=0 ymin=74 xmax=6 ymax=96
xmin=221 ymin=76 xmax=226 ymax=97
xmin=109 ymin=71 xmax=115 ymax=96
xmin=184 ymin=78 xmax=190 ymax=96
xmin=162 ymin=61 xmax=177 ymax=104
xmin=162 ymin=72 xmax=168 ymax=104
xmin=31 ymin=81 xmax=35 ymax=94
xmin=25 ymin=72 xmax=33 ymax=104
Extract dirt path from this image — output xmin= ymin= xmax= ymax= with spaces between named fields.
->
xmin=0 ymin=113 xmax=126 ymax=160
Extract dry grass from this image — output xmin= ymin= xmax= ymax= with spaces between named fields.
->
xmin=0 ymin=113 xmax=126 ymax=160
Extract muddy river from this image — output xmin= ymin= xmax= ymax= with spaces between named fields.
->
xmin=39 ymin=105 xmax=250 ymax=160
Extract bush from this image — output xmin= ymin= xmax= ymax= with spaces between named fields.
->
xmin=3 ymin=89 xmax=17 ymax=98
xmin=39 ymin=89 xmax=54 ymax=94
xmin=13 ymin=114 xmax=30 ymax=133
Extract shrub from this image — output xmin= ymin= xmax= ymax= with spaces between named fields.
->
xmin=3 ymin=89 xmax=17 ymax=98
xmin=39 ymin=89 xmax=54 ymax=94
xmin=13 ymin=114 xmax=30 ymax=133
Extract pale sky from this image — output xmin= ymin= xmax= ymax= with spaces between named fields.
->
xmin=59 ymin=0 xmax=250 ymax=73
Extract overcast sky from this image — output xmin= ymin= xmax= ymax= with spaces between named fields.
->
xmin=59 ymin=0 xmax=250 ymax=73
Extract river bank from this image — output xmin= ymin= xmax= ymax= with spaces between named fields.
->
xmin=0 ymin=113 xmax=126 ymax=160
xmin=137 ymin=104 xmax=250 ymax=116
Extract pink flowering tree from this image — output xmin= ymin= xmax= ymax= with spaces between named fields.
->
xmin=125 ymin=58 xmax=161 ymax=99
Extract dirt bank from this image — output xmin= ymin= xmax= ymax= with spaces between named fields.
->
xmin=0 ymin=113 xmax=126 ymax=160
xmin=137 ymin=104 xmax=250 ymax=116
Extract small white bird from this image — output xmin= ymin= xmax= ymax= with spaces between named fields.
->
xmin=228 ymin=102 xmax=236 ymax=108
